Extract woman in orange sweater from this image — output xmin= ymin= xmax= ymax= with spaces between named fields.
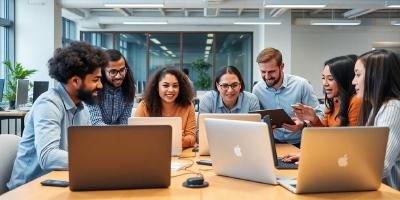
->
xmin=282 ymin=55 xmax=361 ymax=162
xmin=134 ymin=67 xmax=196 ymax=148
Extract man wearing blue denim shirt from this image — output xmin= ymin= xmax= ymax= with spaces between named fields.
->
xmin=87 ymin=49 xmax=136 ymax=125
xmin=253 ymin=48 xmax=323 ymax=147
xmin=7 ymin=42 xmax=108 ymax=190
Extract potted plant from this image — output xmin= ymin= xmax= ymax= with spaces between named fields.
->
xmin=3 ymin=61 xmax=37 ymax=109
xmin=191 ymin=58 xmax=211 ymax=90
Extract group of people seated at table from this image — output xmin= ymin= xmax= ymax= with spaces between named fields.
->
xmin=5 ymin=41 xmax=400 ymax=192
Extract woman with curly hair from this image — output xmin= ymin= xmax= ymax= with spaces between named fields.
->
xmin=134 ymin=67 xmax=196 ymax=148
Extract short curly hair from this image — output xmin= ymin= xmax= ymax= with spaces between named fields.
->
xmin=48 ymin=42 xmax=108 ymax=83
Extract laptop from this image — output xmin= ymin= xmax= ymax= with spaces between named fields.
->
xmin=68 ymin=125 xmax=172 ymax=191
xmin=263 ymin=115 xmax=298 ymax=169
xmin=278 ymin=127 xmax=389 ymax=194
xmin=205 ymin=118 xmax=277 ymax=185
xmin=128 ymin=117 xmax=182 ymax=156
xmin=198 ymin=113 xmax=261 ymax=155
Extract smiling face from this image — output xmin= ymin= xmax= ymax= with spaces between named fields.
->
xmin=158 ymin=73 xmax=179 ymax=105
xmin=105 ymin=57 xmax=126 ymax=88
xmin=216 ymin=73 xmax=242 ymax=107
xmin=258 ymin=59 xmax=283 ymax=89
xmin=352 ymin=59 xmax=366 ymax=99
xmin=322 ymin=65 xmax=339 ymax=99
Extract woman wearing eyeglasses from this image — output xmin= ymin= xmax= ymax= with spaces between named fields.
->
xmin=199 ymin=65 xmax=259 ymax=113
xmin=134 ymin=67 xmax=196 ymax=148
xmin=87 ymin=49 xmax=136 ymax=125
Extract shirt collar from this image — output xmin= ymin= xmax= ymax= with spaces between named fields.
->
xmin=56 ymin=84 xmax=83 ymax=111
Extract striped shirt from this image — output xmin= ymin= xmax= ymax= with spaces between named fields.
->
xmin=199 ymin=90 xmax=260 ymax=113
xmin=373 ymin=99 xmax=400 ymax=190
xmin=87 ymin=82 xmax=133 ymax=125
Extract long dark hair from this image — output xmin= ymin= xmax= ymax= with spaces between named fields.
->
xmin=143 ymin=67 xmax=193 ymax=116
xmin=213 ymin=65 xmax=245 ymax=92
xmin=102 ymin=49 xmax=135 ymax=103
xmin=358 ymin=49 xmax=400 ymax=126
xmin=324 ymin=56 xmax=356 ymax=126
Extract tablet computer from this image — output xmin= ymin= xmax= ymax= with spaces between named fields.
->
xmin=249 ymin=109 xmax=295 ymax=128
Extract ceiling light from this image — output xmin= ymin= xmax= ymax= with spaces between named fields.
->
xmin=123 ymin=21 xmax=167 ymax=25
xmin=310 ymin=19 xmax=361 ymax=26
xmin=207 ymin=33 xmax=214 ymax=38
xmin=264 ymin=4 xmax=326 ymax=8
xmin=121 ymin=34 xmax=128 ymax=38
xmin=104 ymin=4 xmax=164 ymax=8
xmin=160 ymin=46 xmax=168 ymax=51
xmin=166 ymin=51 xmax=173 ymax=54
xmin=171 ymin=55 xmax=176 ymax=57
xmin=239 ymin=35 xmax=244 ymax=39
xmin=163 ymin=53 xmax=169 ymax=57
xmin=234 ymin=21 xmax=282 ymax=25
xmin=206 ymin=39 xmax=213 ymax=45
xmin=205 ymin=46 xmax=211 ymax=51
xmin=205 ymin=51 xmax=210 ymax=55
xmin=150 ymin=38 xmax=161 ymax=44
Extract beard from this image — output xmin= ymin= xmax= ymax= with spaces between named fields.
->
xmin=77 ymin=84 xmax=98 ymax=105
xmin=263 ymin=72 xmax=281 ymax=88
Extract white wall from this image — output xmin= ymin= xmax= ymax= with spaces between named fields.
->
xmin=292 ymin=25 xmax=400 ymax=97
xmin=16 ymin=0 xmax=62 ymax=85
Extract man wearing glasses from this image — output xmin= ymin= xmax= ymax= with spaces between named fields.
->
xmin=199 ymin=65 xmax=259 ymax=113
xmin=252 ymin=48 xmax=322 ymax=148
xmin=87 ymin=49 xmax=136 ymax=125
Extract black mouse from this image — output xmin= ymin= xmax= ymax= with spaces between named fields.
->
xmin=182 ymin=177 xmax=209 ymax=188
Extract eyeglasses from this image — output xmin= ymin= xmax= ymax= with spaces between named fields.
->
xmin=218 ymin=82 xmax=240 ymax=90
xmin=106 ymin=67 xmax=127 ymax=77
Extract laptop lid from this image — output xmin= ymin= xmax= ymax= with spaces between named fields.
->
xmin=280 ymin=127 xmax=388 ymax=194
xmin=68 ymin=125 xmax=172 ymax=191
xmin=198 ymin=113 xmax=261 ymax=155
xmin=128 ymin=117 xmax=182 ymax=156
xmin=205 ymin=118 xmax=277 ymax=185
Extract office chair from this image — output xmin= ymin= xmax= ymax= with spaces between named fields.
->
xmin=0 ymin=135 xmax=21 ymax=194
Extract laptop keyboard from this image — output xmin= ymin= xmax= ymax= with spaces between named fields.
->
xmin=277 ymin=159 xmax=298 ymax=169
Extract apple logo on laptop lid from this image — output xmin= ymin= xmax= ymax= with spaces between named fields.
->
xmin=337 ymin=154 xmax=348 ymax=167
xmin=234 ymin=145 xmax=242 ymax=157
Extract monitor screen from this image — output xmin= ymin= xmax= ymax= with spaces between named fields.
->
xmin=15 ymin=79 xmax=29 ymax=108
xmin=33 ymin=81 xmax=49 ymax=103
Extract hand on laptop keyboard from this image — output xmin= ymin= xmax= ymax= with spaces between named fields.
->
xmin=280 ymin=152 xmax=300 ymax=164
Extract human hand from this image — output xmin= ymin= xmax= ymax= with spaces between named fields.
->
xmin=281 ymin=152 xmax=301 ymax=163
xmin=292 ymin=103 xmax=318 ymax=122
xmin=282 ymin=117 xmax=304 ymax=132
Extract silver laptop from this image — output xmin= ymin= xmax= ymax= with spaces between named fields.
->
xmin=68 ymin=125 xmax=172 ymax=191
xmin=205 ymin=118 xmax=277 ymax=185
xmin=128 ymin=117 xmax=182 ymax=156
xmin=199 ymin=113 xmax=261 ymax=155
xmin=278 ymin=127 xmax=389 ymax=194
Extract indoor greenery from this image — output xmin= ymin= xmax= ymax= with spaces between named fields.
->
xmin=3 ymin=61 xmax=37 ymax=102
xmin=191 ymin=58 xmax=211 ymax=90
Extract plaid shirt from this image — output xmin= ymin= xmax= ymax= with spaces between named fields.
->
xmin=87 ymin=82 xmax=133 ymax=125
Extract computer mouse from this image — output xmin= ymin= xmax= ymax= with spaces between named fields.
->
xmin=182 ymin=177 xmax=209 ymax=188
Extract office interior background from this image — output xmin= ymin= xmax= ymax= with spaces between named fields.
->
xmin=0 ymin=0 xmax=400 ymax=116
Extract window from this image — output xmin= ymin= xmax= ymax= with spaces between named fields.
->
xmin=62 ymin=17 xmax=76 ymax=47
xmin=0 ymin=0 xmax=14 ymax=82
xmin=80 ymin=32 xmax=253 ymax=92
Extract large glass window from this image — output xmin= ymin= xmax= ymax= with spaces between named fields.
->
xmin=149 ymin=33 xmax=180 ymax=76
xmin=115 ymin=33 xmax=147 ymax=94
xmin=1 ymin=0 xmax=14 ymax=82
xmin=80 ymin=32 xmax=253 ymax=92
xmin=215 ymin=33 xmax=252 ymax=91
xmin=81 ymin=32 xmax=113 ymax=49
xmin=62 ymin=17 xmax=76 ymax=47
xmin=183 ymin=33 xmax=213 ymax=91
